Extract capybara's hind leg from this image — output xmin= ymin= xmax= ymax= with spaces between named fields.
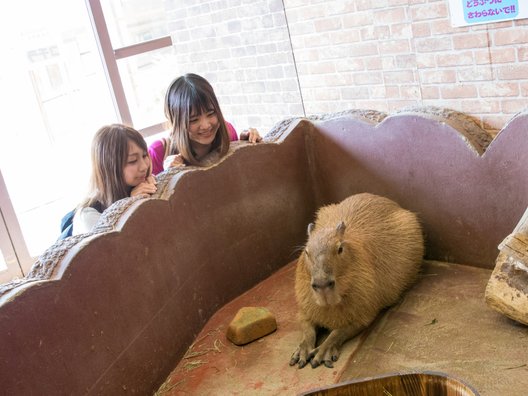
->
xmin=289 ymin=320 xmax=317 ymax=368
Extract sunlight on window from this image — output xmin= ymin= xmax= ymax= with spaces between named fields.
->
xmin=0 ymin=251 xmax=6 ymax=272
xmin=0 ymin=0 xmax=117 ymax=256
xmin=102 ymin=0 xmax=176 ymax=130
xmin=101 ymin=0 xmax=170 ymax=48
xmin=118 ymin=47 xmax=178 ymax=129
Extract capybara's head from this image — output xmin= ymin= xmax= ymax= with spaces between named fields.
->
xmin=303 ymin=221 xmax=350 ymax=307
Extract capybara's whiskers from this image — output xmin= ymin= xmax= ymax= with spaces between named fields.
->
xmin=290 ymin=244 xmax=306 ymax=258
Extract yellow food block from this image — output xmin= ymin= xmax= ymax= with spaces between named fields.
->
xmin=226 ymin=307 xmax=277 ymax=345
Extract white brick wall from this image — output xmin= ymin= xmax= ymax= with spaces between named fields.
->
xmin=165 ymin=0 xmax=528 ymax=136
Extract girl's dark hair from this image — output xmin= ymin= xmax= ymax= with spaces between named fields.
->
xmin=81 ymin=124 xmax=150 ymax=211
xmin=164 ymin=73 xmax=230 ymax=166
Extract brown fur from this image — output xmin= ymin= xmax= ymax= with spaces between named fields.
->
xmin=290 ymin=193 xmax=424 ymax=368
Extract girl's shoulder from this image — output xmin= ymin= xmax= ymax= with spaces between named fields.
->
xmin=225 ymin=121 xmax=238 ymax=141
xmin=149 ymin=138 xmax=166 ymax=151
xmin=148 ymin=138 xmax=171 ymax=159
xmin=72 ymin=206 xmax=102 ymax=235
xmin=148 ymin=137 xmax=171 ymax=175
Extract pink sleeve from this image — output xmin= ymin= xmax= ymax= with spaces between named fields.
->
xmin=148 ymin=139 xmax=166 ymax=176
xmin=225 ymin=121 xmax=238 ymax=141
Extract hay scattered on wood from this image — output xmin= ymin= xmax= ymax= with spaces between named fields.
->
xmin=213 ymin=338 xmax=225 ymax=351
xmin=183 ymin=329 xmax=225 ymax=360
xmin=183 ymin=350 xmax=209 ymax=359
xmin=183 ymin=359 xmax=208 ymax=371
xmin=504 ymin=364 xmax=526 ymax=370
xmin=153 ymin=379 xmax=185 ymax=395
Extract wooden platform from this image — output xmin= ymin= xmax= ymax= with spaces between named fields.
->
xmin=156 ymin=260 xmax=528 ymax=396
xmin=154 ymin=261 xmax=366 ymax=395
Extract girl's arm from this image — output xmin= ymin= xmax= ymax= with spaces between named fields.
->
xmin=72 ymin=207 xmax=101 ymax=235
xmin=226 ymin=121 xmax=238 ymax=141
xmin=164 ymin=154 xmax=185 ymax=170
xmin=148 ymin=139 xmax=166 ymax=175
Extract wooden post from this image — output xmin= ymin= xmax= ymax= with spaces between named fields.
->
xmin=485 ymin=207 xmax=528 ymax=325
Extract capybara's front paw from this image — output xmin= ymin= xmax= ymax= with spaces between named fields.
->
xmin=289 ymin=344 xmax=315 ymax=369
xmin=309 ymin=344 xmax=340 ymax=368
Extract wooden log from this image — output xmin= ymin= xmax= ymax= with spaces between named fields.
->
xmin=485 ymin=207 xmax=528 ymax=325
xmin=299 ymin=371 xmax=480 ymax=396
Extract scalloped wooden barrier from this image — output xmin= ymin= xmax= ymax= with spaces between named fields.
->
xmin=1 ymin=107 xmax=527 ymax=394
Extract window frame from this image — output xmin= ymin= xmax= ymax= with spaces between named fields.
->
xmin=0 ymin=170 xmax=31 ymax=282
xmin=86 ymin=0 xmax=172 ymax=137
xmin=0 ymin=0 xmax=173 ymax=282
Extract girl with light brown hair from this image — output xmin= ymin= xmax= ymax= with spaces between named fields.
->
xmin=72 ymin=124 xmax=157 ymax=235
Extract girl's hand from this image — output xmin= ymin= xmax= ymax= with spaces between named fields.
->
xmin=240 ymin=127 xmax=262 ymax=143
xmin=130 ymin=176 xmax=157 ymax=197
xmin=146 ymin=175 xmax=157 ymax=185
xmin=163 ymin=154 xmax=186 ymax=170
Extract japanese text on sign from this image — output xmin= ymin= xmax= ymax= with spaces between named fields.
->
xmin=449 ymin=0 xmax=526 ymax=26
xmin=465 ymin=0 xmax=518 ymax=23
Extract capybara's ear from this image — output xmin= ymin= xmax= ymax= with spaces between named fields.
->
xmin=307 ymin=222 xmax=315 ymax=236
xmin=336 ymin=221 xmax=346 ymax=236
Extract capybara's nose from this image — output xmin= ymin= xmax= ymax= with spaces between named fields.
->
xmin=311 ymin=279 xmax=335 ymax=291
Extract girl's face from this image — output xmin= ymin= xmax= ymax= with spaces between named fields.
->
xmin=123 ymin=140 xmax=150 ymax=187
xmin=188 ymin=108 xmax=220 ymax=146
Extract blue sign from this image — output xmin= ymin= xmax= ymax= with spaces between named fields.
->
xmin=464 ymin=0 xmax=519 ymax=23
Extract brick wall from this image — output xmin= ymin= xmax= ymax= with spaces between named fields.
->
xmin=164 ymin=0 xmax=302 ymax=135
xmin=166 ymin=0 xmax=528 ymax=136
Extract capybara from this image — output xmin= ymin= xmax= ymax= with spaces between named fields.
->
xmin=290 ymin=192 xmax=424 ymax=368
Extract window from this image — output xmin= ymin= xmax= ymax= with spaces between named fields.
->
xmin=0 ymin=0 xmax=176 ymax=282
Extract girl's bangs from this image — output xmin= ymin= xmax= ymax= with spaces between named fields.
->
xmin=189 ymin=89 xmax=213 ymax=115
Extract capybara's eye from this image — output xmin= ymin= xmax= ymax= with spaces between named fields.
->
xmin=338 ymin=245 xmax=343 ymax=254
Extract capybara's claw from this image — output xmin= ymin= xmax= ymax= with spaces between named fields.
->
xmin=291 ymin=346 xmax=313 ymax=368
xmin=289 ymin=350 xmax=300 ymax=366
xmin=309 ymin=344 xmax=338 ymax=368
xmin=310 ymin=357 xmax=333 ymax=369
xmin=310 ymin=359 xmax=320 ymax=368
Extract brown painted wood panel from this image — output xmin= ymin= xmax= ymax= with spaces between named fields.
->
xmin=0 ymin=108 xmax=527 ymax=394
